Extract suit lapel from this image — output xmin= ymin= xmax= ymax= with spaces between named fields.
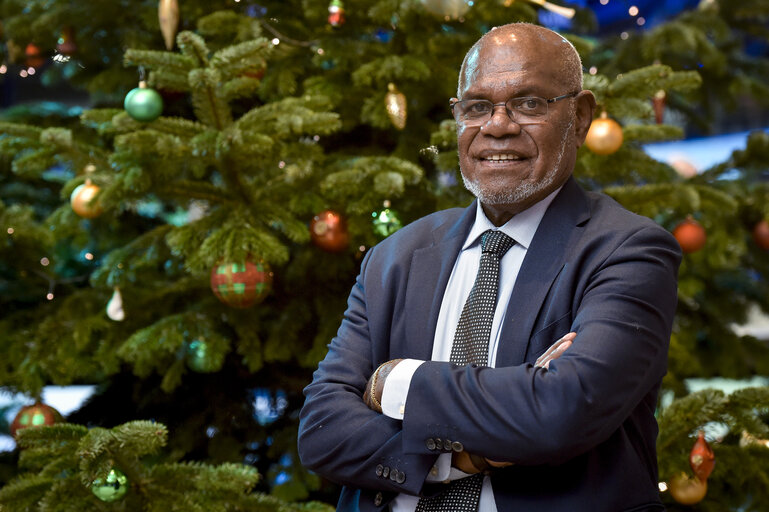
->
xmin=400 ymin=203 xmax=477 ymax=361
xmin=495 ymin=177 xmax=591 ymax=367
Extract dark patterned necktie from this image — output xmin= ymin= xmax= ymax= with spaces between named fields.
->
xmin=416 ymin=229 xmax=515 ymax=512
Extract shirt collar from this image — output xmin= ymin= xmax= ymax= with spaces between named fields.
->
xmin=463 ymin=186 xmax=563 ymax=251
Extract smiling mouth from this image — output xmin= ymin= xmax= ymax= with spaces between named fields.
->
xmin=481 ymin=153 xmax=525 ymax=162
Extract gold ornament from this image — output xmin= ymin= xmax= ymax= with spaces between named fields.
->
xmin=158 ymin=0 xmax=180 ymax=50
xmin=585 ymin=112 xmax=623 ymax=155
xmin=385 ymin=83 xmax=407 ymax=130
xmin=107 ymin=287 xmax=125 ymax=321
xmin=668 ymin=473 xmax=707 ymax=505
xmin=70 ymin=179 xmax=103 ymax=218
xmin=652 ymin=90 xmax=666 ymax=124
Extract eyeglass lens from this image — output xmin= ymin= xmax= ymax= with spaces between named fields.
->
xmin=453 ymin=97 xmax=550 ymax=126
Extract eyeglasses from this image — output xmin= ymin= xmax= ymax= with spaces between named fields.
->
xmin=450 ymin=92 xmax=579 ymax=126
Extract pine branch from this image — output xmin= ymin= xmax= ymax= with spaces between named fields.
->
xmin=210 ymin=38 xmax=273 ymax=80
xmin=622 ymin=124 xmax=684 ymax=143
xmin=123 ymin=49 xmax=196 ymax=75
xmin=352 ymin=55 xmax=431 ymax=87
xmin=156 ymin=180 xmax=231 ymax=203
xmin=0 ymin=122 xmax=44 ymax=139
xmin=0 ymin=474 xmax=55 ymax=511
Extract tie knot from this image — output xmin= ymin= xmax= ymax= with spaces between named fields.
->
xmin=481 ymin=230 xmax=514 ymax=257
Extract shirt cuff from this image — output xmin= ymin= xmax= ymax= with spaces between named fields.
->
xmin=381 ymin=358 xmax=425 ymax=419
xmin=425 ymin=453 xmax=452 ymax=482
xmin=425 ymin=454 xmax=474 ymax=483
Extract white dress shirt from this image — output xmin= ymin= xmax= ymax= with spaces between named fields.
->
xmin=381 ymin=188 xmax=560 ymax=512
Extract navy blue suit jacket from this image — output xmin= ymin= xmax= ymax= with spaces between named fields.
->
xmin=298 ymin=177 xmax=681 ymax=511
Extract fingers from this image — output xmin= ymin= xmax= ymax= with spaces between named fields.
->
xmin=540 ymin=340 xmax=571 ymax=369
xmin=362 ymin=374 xmax=375 ymax=410
xmin=362 ymin=359 xmax=403 ymax=413
xmin=486 ymin=458 xmax=514 ymax=468
xmin=534 ymin=331 xmax=576 ymax=369
xmin=453 ymin=451 xmax=480 ymax=474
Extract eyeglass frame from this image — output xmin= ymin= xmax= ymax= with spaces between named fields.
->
xmin=449 ymin=91 xmax=580 ymax=126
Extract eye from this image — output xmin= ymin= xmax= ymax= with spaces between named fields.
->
xmin=518 ymin=98 xmax=541 ymax=111
xmin=464 ymin=100 xmax=492 ymax=116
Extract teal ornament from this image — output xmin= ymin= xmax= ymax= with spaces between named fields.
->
xmin=186 ymin=339 xmax=215 ymax=373
xmin=91 ymin=468 xmax=129 ymax=502
xmin=372 ymin=208 xmax=402 ymax=237
xmin=124 ymin=82 xmax=163 ymax=122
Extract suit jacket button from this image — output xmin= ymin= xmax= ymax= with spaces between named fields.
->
xmin=443 ymin=439 xmax=452 ymax=452
xmin=374 ymin=492 xmax=383 ymax=506
xmin=396 ymin=471 xmax=406 ymax=484
xmin=375 ymin=464 xmax=384 ymax=477
xmin=452 ymin=441 xmax=464 ymax=452
xmin=390 ymin=469 xmax=398 ymax=481
xmin=426 ymin=438 xmax=436 ymax=450
xmin=434 ymin=438 xmax=442 ymax=449
xmin=382 ymin=466 xmax=390 ymax=478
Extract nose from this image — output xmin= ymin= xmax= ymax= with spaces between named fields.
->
xmin=481 ymin=104 xmax=522 ymax=136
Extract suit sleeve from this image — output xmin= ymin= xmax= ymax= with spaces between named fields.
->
xmin=401 ymin=225 xmax=681 ymax=466
xmin=298 ymin=249 xmax=437 ymax=494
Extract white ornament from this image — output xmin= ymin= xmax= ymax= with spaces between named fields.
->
xmin=107 ymin=287 xmax=125 ymax=321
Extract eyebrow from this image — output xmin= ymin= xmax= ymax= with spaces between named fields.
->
xmin=460 ymin=88 xmax=547 ymax=100
xmin=459 ymin=79 xmax=549 ymax=99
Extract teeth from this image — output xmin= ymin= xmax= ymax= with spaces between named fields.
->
xmin=486 ymin=154 xmax=520 ymax=161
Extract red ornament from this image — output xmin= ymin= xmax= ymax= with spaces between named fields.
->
xmin=673 ymin=217 xmax=706 ymax=253
xmin=242 ymin=68 xmax=265 ymax=80
xmin=210 ymin=259 xmax=272 ymax=308
xmin=310 ymin=210 xmax=349 ymax=252
xmin=328 ymin=0 xmax=346 ymax=27
xmin=25 ymin=43 xmax=45 ymax=68
xmin=10 ymin=402 xmax=63 ymax=438
xmin=689 ymin=430 xmax=715 ymax=481
xmin=753 ymin=219 xmax=769 ymax=250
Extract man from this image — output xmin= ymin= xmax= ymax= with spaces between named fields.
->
xmin=298 ymin=23 xmax=681 ymax=512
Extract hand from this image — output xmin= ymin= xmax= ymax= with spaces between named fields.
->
xmin=362 ymin=359 xmax=403 ymax=413
xmin=452 ymin=451 xmax=513 ymax=473
xmin=453 ymin=451 xmax=481 ymax=474
xmin=534 ymin=331 xmax=576 ymax=370
xmin=447 ymin=338 xmax=578 ymax=475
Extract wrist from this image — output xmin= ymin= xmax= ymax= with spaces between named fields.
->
xmin=367 ymin=359 xmax=403 ymax=413
xmin=468 ymin=454 xmax=491 ymax=473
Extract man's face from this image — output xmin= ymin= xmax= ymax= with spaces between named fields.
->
xmin=456 ymin=33 xmax=586 ymax=217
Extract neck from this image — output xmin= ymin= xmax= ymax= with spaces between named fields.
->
xmin=480 ymin=203 xmax=516 ymax=226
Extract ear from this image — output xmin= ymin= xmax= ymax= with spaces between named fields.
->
xmin=573 ymin=90 xmax=597 ymax=147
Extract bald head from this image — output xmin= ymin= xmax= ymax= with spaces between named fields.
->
xmin=458 ymin=24 xmax=583 ymax=98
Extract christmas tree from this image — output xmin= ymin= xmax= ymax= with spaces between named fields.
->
xmin=1 ymin=0 xmax=768 ymax=509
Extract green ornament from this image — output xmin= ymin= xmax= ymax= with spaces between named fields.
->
xmin=186 ymin=339 xmax=216 ymax=373
xmin=372 ymin=208 xmax=402 ymax=237
xmin=91 ymin=468 xmax=128 ymax=502
xmin=124 ymin=82 xmax=163 ymax=122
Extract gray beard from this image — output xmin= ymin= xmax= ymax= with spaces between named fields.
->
xmin=462 ymin=119 xmax=573 ymax=206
